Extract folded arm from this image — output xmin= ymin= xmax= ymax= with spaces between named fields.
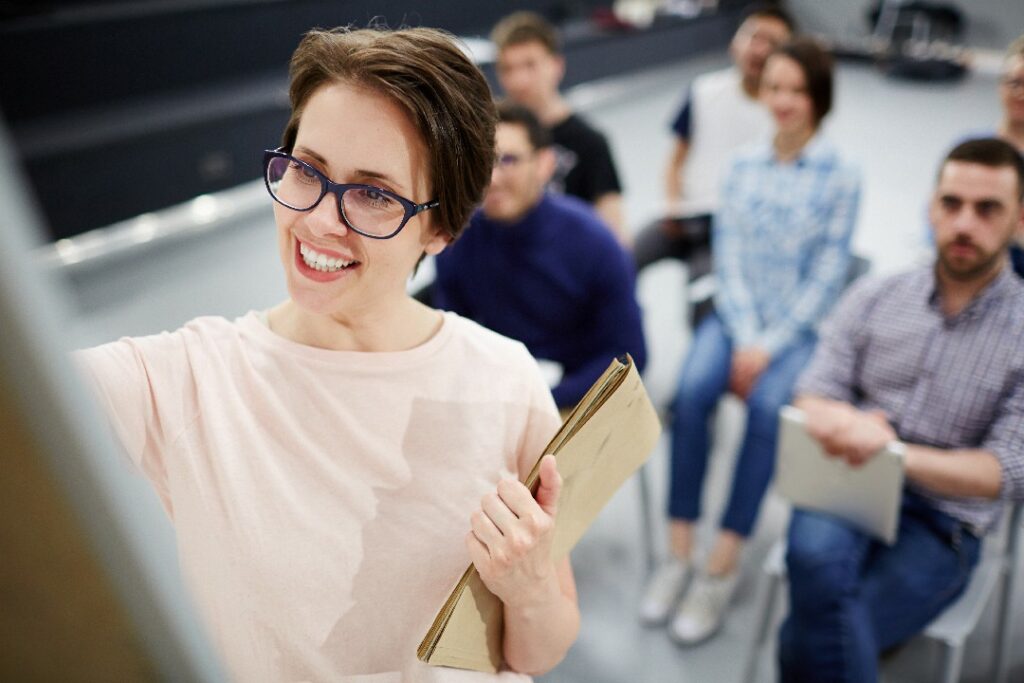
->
xmin=794 ymin=395 xmax=1003 ymax=499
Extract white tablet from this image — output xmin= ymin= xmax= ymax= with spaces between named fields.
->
xmin=776 ymin=405 xmax=905 ymax=544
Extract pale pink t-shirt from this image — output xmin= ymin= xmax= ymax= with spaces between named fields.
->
xmin=76 ymin=311 xmax=561 ymax=682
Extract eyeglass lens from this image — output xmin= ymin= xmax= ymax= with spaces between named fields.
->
xmin=265 ymin=155 xmax=408 ymax=237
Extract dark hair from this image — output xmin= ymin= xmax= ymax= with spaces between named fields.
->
xmin=282 ymin=26 xmax=497 ymax=241
xmin=739 ymin=2 xmax=798 ymax=34
xmin=491 ymin=11 xmax=561 ymax=54
xmin=771 ymin=37 xmax=834 ymax=126
xmin=943 ymin=138 xmax=1024 ymax=202
xmin=495 ymin=100 xmax=552 ymax=150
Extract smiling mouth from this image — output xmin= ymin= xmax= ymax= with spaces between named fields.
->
xmin=298 ymin=242 xmax=359 ymax=273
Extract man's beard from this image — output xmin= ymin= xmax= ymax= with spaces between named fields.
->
xmin=937 ymin=238 xmax=1005 ymax=282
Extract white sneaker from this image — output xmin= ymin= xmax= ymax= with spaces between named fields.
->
xmin=639 ymin=558 xmax=692 ymax=626
xmin=668 ymin=571 xmax=739 ymax=645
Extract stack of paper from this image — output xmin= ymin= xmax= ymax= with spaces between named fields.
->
xmin=418 ymin=355 xmax=661 ymax=672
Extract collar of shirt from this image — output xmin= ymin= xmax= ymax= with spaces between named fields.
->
xmin=925 ymin=260 xmax=1020 ymax=322
xmin=474 ymin=192 xmax=554 ymax=247
xmin=749 ymin=130 xmax=835 ymax=169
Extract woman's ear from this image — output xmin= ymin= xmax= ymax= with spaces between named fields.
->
xmin=423 ymin=229 xmax=451 ymax=256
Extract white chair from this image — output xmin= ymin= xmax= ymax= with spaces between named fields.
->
xmin=742 ymin=502 xmax=1023 ymax=683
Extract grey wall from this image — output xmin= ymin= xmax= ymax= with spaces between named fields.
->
xmin=787 ymin=0 xmax=1024 ymax=51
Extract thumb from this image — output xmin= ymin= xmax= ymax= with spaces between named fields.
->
xmin=866 ymin=409 xmax=889 ymax=426
xmin=535 ymin=454 xmax=562 ymax=517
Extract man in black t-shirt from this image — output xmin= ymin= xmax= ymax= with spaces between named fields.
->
xmin=491 ymin=11 xmax=629 ymax=247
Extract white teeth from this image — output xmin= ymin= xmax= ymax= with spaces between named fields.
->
xmin=299 ymin=242 xmax=355 ymax=272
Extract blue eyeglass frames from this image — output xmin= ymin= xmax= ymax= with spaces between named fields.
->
xmin=263 ymin=148 xmax=440 ymax=239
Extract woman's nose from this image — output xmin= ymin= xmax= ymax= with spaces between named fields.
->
xmin=307 ymin=192 xmax=349 ymax=238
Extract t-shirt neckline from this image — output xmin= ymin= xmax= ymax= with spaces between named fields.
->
xmin=237 ymin=309 xmax=455 ymax=370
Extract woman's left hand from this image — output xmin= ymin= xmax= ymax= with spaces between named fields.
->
xmin=730 ymin=346 xmax=771 ymax=399
xmin=466 ymin=454 xmax=563 ymax=608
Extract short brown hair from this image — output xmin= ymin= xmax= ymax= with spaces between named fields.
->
xmin=282 ymin=26 xmax=496 ymax=241
xmin=495 ymin=100 xmax=552 ymax=150
xmin=490 ymin=11 xmax=561 ymax=54
xmin=740 ymin=3 xmax=797 ymax=33
xmin=943 ymin=138 xmax=1024 ymax=202
xmin=772 ymin=38 xmax=834 ymax=126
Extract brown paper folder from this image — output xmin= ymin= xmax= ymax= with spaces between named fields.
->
xmin=417 ymin=355 xmax=662 ymax=672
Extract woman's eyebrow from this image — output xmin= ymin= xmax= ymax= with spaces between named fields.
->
xmin=352 ymin=168 xmax=405 ymax=192
xmin=294 ymin=145 xmax=406 ymax=192
xmin=294 ymin=145 xmax=329 ymax=168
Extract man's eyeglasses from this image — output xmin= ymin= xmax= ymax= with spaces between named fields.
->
xmin=263 ymin=149 xmax=439 ymax=239
xmin=494 ymin=152 xmax=533 ymax=169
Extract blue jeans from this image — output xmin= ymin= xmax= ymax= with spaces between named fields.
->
xmin=778 ymin=491 xmax=981 ymax=683
xmin=667 ymin=312 xmax=816 ymax=536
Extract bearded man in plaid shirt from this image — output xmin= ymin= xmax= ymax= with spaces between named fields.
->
xmin=779 ymin=137 xmax=1024 ymax=683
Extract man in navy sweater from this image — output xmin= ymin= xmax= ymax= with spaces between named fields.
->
xmin=435 ymin=102 xmax=646 ymax=409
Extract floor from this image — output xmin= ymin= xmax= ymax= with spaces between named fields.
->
xmin=55 ymin=47 xmax=1023 ymax=683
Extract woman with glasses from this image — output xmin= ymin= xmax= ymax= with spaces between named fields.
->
xmin=76 ymin=27 xmax=578 ymax=680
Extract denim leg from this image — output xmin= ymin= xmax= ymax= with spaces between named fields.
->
xmin=778 ymin=509 xmax=875 ymax=683
xmin=720 ymin=335 xmax=816 ymax=536
xmin=779 ymin=500 xmax=983 ymax=683
xmin=862 ymin=494 xmax=981 ymax=652
xmin=667 ymin=313 xmax=732 ymax=521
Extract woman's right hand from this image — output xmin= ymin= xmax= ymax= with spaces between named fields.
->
xmin=465 ymin=455 xmax=563 ymax=609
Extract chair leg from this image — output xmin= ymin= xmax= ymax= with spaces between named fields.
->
xmin=993 ymin=505 xmax=1021 ymax=683
xmin=936 ymin=641 xmax=965 ymax=683
xmin=741 ymin=573 xmax=781 ymax=683
xmin=636 ymin=463 xmax=656 ymax=574
xmin=993 ymin=560 xmax=1017 ymax=683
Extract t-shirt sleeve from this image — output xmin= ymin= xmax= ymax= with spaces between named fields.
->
xmin=514 ymin=353 xmax=562 ymax=482
xmin=670 ymin=88 xmax=693 ymax=140
xmin=584 ymin=133 xmax=623 ymax=199
xmin=73 ymin=331 xmax=198 ymax=514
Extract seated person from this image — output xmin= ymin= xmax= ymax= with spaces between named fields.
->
xmin=434 ymin=102 xmax=646 ymax=409
xmin=999 ymin=35 xmax=1024 ymax=275
xmin=633 ymin=3 xmax=795 ymax=273
xmin=640 ymin=39 xmax=860 ymax=645
xmin=491 ymin=11 xmax=628 ymax=245
xmin=928 ymin=34 xmax=1024 ymax=277
xmin=998 ymin=34 xmax=1024 ymax=155
xmin=779 ymin=138 xmax=1024 ymax=683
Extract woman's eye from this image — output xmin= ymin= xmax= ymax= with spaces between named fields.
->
xmin=289 ymin=161 xmax=321 ymax=184
xmin=362 ymin=188 xmax=395 ymax=208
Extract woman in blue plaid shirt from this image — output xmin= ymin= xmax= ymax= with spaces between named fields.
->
xmin=640 ymin=37 xmax=861 ymax=645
